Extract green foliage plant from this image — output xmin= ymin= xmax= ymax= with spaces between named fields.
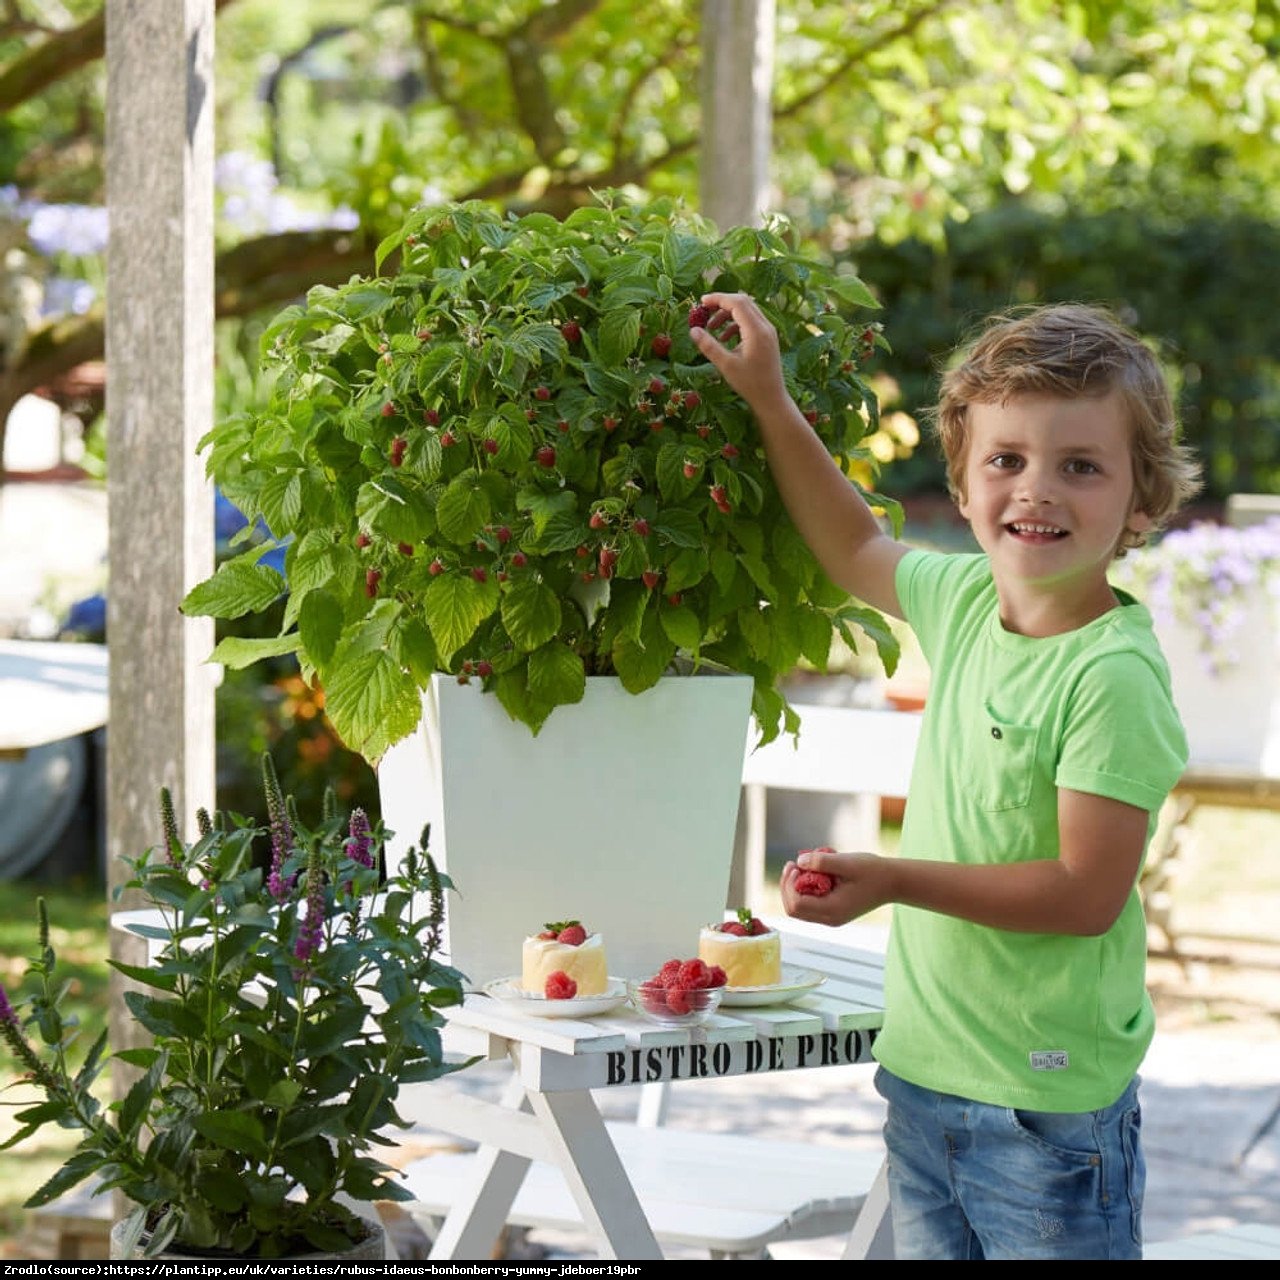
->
xmin=0 ymin=757 xmax=469 ymax=1259
xmin=184 ymin=195 xmax=899 ymax=758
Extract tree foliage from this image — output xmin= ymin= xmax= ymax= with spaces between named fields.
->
xmin=2 ymin=0 xmax=1278 ymax=471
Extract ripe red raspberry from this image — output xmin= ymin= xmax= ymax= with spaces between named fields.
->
xmin=364 ymin=568 xmax=381 ymax=598
xmin=748 ymin=917 xmax=770 ymax=936
xmin=642 ymin=570 xmax=660 ymax=590
xmin=475 ymin=659 xmax=494 ymax=678
xmin=440 ymin=431 xmax=456 ymax=447
xmin=657 ymin=959 xmax=683 ymax=987
xmin=707 ymin=965 xmax=728 ymax=988
xmin=651 ymin=334 xmax=672 ymax=358
xmin=544 ymin=971 xmax=577 ymax=1000
xmin=678 ymin=958 xmax=712 ymax=989
xmin=398 ymin=542 xmax=414 ymax=556
xmin=424 ymin=408 xmax=441 ymax=426
xmin=633 ymin=518 xmax=651 ymax=536
xmin=664 ymin=979 xmax=694 ymax=1015
xmin=688 ymin=304 xmax=712 ymax=330
xmin=648 ymin=376 xmax=666 ymax=396
xmin=721 ymin=443 xmax=740 ymax=459
xmin=682 ymin=461 xmax=699 ymax=479
xmin=557 ymin=924 xmax=587 ymax=946
xmin=510 ymin=551 xmax=528 ymax=568
xmin=483 ymin=437 xmax=499 ymax=455
xmin=471 ymin=566 xmax=487 ymax=583
xmin=416 ymin=328 xmax=432 ymax=342
xmin=794 ymin=870 xmax=836 ymax=897
xmin=536 ymin=444 xmax=557 ymax=468
xmin=602 ymin=416 xmax=619 ymax=433
xmin=589 ymin=510 xmax=607 ymax=530
xmin=428 ymin=558 xmax=445 ymax=576
xmin=381 ymin=402 xmax=396 ymax=418
xmin=496 ymin=525 xmax=512 ymax=543
xmin=355 ymin=532 xmax=372 ymax=549
xmin=534 ymin=385 xmax=552 ymax=401
xmin=390 ymin=437 xmax=407 ymax=467
xmin=719 ymin=920 xmax=747 ymax=936
xmin=683 ymin=390 xmax=701 ymax=411
xmin=562 ymin=320 xmax=582 ymax=344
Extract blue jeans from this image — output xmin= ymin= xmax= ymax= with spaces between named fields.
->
xmin=874 ymin=1067 xmax=1145 ymax=1260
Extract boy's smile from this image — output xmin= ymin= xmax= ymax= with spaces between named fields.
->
xmin=958 ymin=393 xmax=1151 ymax=634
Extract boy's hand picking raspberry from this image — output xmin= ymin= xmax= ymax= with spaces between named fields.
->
xmin=794 ymin=847 xmax=836 ymax=896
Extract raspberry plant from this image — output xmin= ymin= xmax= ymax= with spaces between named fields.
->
xmin=185 ymin=195 xmax=899 ymax=759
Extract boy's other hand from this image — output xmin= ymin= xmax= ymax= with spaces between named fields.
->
xmin=690 ymin=292 xmax=789 ymax=411
xmin=780 ymin=847 xmax=890 ymax=926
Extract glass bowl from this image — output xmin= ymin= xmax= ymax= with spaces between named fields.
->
xmin=628 ymin=979 xmax=724 ymax=1027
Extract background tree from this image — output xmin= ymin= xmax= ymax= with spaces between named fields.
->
xmin=3 ymin=0 xmax=1278 ymax=479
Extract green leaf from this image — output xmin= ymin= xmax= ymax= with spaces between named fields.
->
xmin=526 ymin=641 xmax=587 ymax=708
xmin=208 ymin=632 xmax=301 ymax=670
xmin=659 ymin=603 xmax=703 ymax=651
xmin=796 ymin=606 xmax=835 ymax=669
xmin=181 ymin=554 xmax=286 ymax=620
xmin=299 ymin=590 xmax=343 ymax=673
xmin=501 ymin=580 xmax=563 ymax=652
xmin=612 ymin=611 xmax=676 ymax=693
xmin=259 ymin=472 xmax=304 ymax=536
xmin=322 ymin=649 xmax=423 ymax=760
xmin=435 ymin=471 xmax=492 ymax=545
xmin=598 ymin=307 xmax=642 ymax=364
xmin=424 ymin=573 xmax=501 ymax=662
xmin=191 ymin=1111 xmax=270 ymax=1162
xmin=663 ymin=547 xmax=709 ymax=594
xmin=652 ymin=508 xmax=704 ymax=549
xmin=25 ymin=1152 xmax=103 ymax=1208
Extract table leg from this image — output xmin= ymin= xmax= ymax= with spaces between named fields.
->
xmin=429 ymin=1076 xmax=533 ymax=1260
xmin=842 ymin=1156 xmax=894 ymax=1259
xmin=526 ymin=1089 xmax=663 ymax=1259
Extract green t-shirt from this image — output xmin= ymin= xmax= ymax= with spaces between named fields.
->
xmin=872 ymin=550 xmax=1188 ymax=1112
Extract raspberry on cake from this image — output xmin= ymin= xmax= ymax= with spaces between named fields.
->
xmin=522 ymin=919 xmax=608 ymax=996
xmin=698 ymin=907 xmax=782 ymax=987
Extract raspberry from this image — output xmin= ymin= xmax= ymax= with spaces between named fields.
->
xmin=544 ymin=971 xmax=577 ymax=1000
xmin=794 ymin=870 xmax=836 ymax=897
xmin=678 ymin=958 xmax=712 ymax=989
xmin=707 ymin=965 xmax=728 ymax=988
xmin=719 ymin=921 xmax=747 ymax=936
xmin=557 ymin=924 xmax=587 ymax=946
xmin=665 ymin=979 xmax=694 ymax=1015
xmin=748 ymin=918 xmax=770 ymax=936
xmin=562 ymin=320 xmax=582 ymax=344
xmin=537 ymin=930 xmax=558 ymax=940
xmin=688 ymin=304 xmax=712 ymax=330
xmin=657 ymin=959 xmax=683 ymax=987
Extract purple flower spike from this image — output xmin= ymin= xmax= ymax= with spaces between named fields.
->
xmin=0 ymin=986 xmax=16 ymax=1027
xmin=346 ymin=809 xmax=374 ymax=870
xmin=293 ymin=872 xmax=325 ymax=965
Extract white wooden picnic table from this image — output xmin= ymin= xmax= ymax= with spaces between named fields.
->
xmin=416 ymin=925 xmax=891 ymax=1261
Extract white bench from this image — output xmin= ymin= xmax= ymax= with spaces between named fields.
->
xmin=1145 ymin=1223 xmax=1280 ymax=1260
xmin=399 ymin=1111 xmax=887 ymax=1259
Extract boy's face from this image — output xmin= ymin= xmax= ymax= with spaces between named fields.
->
xmin=958 ymin=392 xmax=1151 ymax=598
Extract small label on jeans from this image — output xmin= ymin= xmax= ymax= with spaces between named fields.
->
xmin=1029 ymin=1050 xmax=1070 ymax=1071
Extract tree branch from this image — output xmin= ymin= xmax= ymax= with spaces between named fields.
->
xmin=0 ymin=0 xmax=243 ymax=115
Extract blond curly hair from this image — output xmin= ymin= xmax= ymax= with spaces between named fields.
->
xmin=930 ymin=303 xmax=1202 ymax=554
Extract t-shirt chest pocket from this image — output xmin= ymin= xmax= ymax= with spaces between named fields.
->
xmin=973 ymin=702 xmax=1041 ymax=811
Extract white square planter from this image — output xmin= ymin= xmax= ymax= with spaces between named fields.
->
xmin=1155 ymin=598 xmax=1280 ymax=775
xmin=378 ymin=673 xmax=754 ymax=987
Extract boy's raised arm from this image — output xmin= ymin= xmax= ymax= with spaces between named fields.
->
xmin=691 ymin=291 xmax=909 ymax=620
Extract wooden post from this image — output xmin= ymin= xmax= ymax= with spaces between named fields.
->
xmin=104 ymin=0 xmax=216 ymax=1061
xmin=700 ymin=0 xmax=776 ymax=231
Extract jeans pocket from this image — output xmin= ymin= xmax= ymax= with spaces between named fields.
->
xmin=1121 ymin=1104 xmax=1145 ymax=1247
xmin=1008 ymin=1107 xmax=1101 ymax=1164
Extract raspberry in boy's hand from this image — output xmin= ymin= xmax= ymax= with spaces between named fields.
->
xmin=794 ymin=870 xmax=836 ymax=897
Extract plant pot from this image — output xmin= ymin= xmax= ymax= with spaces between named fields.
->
xmin=1154 ymin=598 xmax=1280 ymax=774
xmin=378 ymin=673 xmax=753 ymax=986
xmin=109 ymin=1219 xmax=386 ymax=1260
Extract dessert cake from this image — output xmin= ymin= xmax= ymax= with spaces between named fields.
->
xmin=698 ymin=909 xmax=781 ymax=987
xmin=521 ymin=920 xmax=608 ymax=997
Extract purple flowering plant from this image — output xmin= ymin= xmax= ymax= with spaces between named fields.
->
xmin=1112 ymin=517 xmax=1280 ymax=676
xmin=0 ymin=754 xmax=469 ymax=1259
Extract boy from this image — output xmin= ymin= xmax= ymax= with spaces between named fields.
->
xmin=690 ymin=296 xmax=1201 ymax=1260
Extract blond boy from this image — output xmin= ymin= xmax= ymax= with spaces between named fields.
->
xmin=692 ymin=298 xmax=1200 ymax=1260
